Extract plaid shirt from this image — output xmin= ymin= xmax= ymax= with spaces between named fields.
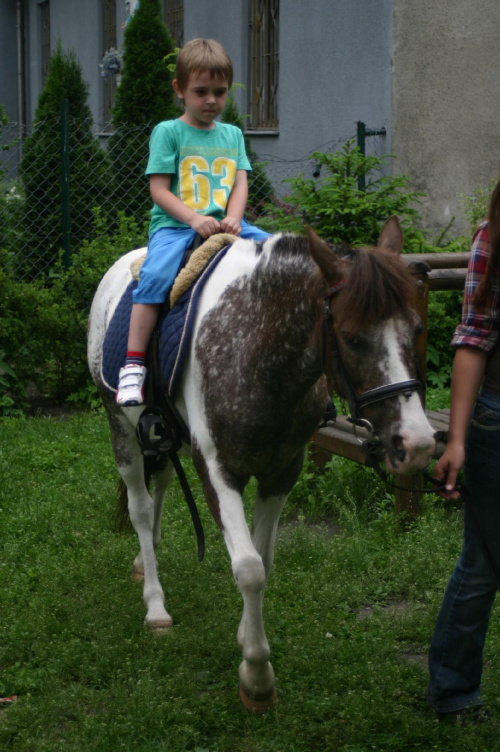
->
xmin=452 ymin=221 xmax=500 ymax=352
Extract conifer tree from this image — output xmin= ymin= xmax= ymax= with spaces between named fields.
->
xmin=108 ymin=0 xmax=178 ymax=222
xmin=19 ymin=42 xmax=111 ymax=277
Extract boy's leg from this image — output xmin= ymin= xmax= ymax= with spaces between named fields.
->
xmin=117 ymin=227 xmax=195 ymax=406
xmin=116 ymin=303 xmax=159 ymax=407
xmin=239 ymin=219 xmax=272 ymax=242
xmin=128 ymin=303 xmax=160 ymax=352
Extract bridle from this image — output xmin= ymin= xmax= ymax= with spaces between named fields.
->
xmin=321 ymin=284 xmax=448 ymax=496
xmin=322 ymin=282 xmax=424 ymax=428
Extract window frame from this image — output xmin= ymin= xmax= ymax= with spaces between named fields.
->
xmin=247 ymin=0 xmax=279 ymax=133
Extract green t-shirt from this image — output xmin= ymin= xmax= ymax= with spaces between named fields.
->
xmin=145 ymin=119 xmax=252 ymax=236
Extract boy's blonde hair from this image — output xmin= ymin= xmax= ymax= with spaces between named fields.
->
xmin=175 ymin=38 xmax=233 ymax=91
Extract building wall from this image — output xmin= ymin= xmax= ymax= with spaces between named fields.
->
xmin=5 ymin=1 xmax=499 ymax=235
xmin=183 ymin=1 xmax=249 ymax=123
xmin=392 ymin=0 xmax=500 ymax=235
xmin=23 ymin=0 xmax=129 ymax=127
xmin=185 ymin=0 xmax=393 ymax=193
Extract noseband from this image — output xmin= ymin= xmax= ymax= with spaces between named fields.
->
xmin=322 ymin=283 xmax=424 ymax=437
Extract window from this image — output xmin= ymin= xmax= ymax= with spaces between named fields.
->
xmin=102 ymin=0 xmax=117 ymax=128
xmin=248 ymin=0 xmax=279 ymax=130
xmin=40 ymin=1 xmax=50 ymax=87
xmin=163 ymin=0 xmax=184 ymax=48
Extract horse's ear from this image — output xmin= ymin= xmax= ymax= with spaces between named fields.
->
xmin=306 ymin=226 xmax=343 ymax=283
xmin=377 ymin=216 xmax=404 ymax=256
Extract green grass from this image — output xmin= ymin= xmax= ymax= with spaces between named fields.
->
xmin=1 ymin=406 xmax=500 ymax=751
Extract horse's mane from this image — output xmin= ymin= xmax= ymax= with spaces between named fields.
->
xmin=335 ymin=246 xmax=417 ymax=333
xmin=252 ymin=234 xmax=417 ymax=333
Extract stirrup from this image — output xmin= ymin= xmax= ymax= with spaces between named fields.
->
xmin=135 ymin=408 xmax=179 ymax=457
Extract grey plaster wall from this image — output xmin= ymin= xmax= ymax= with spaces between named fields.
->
xmin=183 ymin=1 xmax=249 ymax=122
xmin=22 ymin=0 xmax=128 ymax=127
xmin=392 ymin=0 xmax=500 ymax=236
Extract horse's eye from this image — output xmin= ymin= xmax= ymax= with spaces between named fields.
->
xmin=415 ymin=323 xmax=423 ymax=335
xmin=344 ymin=334 xmax=363 ymax=348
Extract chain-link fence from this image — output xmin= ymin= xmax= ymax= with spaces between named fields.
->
xmin=0 ymin=113 xmax=377 ymax=281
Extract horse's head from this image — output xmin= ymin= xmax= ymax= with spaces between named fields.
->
xmin=308 ymin=218 xmax=436 ymax=474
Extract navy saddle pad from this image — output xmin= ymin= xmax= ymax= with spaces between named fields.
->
xmin=101 ymin=244 xmax=231 ymax=398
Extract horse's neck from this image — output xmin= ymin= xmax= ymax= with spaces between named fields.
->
xmin=247 ymin=269 xmax=324 ymax=391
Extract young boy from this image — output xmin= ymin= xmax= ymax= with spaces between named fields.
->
xmin=116 ymin=38 xmax=270 ymax=406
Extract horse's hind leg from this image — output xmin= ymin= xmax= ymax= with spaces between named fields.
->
xmin=107 ymin=405 xmax=173 ymax=628
xmin=133 ymin=459 xmax=175 ymax=578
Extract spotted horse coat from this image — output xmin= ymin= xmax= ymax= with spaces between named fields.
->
xmin=87 ymin=221 xmax=436 ymax=711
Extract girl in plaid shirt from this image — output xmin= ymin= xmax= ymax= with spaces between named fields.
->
xmin=426 ymin=179 xmax=500 ymax=725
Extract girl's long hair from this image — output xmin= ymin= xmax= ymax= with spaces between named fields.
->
xmin=475 ymin=178 xmax=500 ymax=303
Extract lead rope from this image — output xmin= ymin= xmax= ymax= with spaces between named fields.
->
xmin=363 ymin=445 xmax=500 ymax=590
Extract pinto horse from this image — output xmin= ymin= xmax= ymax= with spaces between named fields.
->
xmin=87 ymin=218 xmax=435 ymax=710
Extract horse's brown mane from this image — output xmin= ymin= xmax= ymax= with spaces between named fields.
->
xmin=335 ymin=246 xmax=417 ymax=333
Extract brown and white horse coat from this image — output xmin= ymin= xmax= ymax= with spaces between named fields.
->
xmin=87 ymin=220 xmax=435 ymax=709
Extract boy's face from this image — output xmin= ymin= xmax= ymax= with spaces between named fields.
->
xmin=174 ymin=72 xmax=229 ymax=130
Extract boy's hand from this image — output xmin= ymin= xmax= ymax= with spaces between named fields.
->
xmin=220 ymin=216 xmax=242 ymax=235
xmin=190 ymin=214 xmax=221 ymax=238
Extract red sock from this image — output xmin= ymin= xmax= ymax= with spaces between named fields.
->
xmin=125 ymin=350 xmax=146 ymax=366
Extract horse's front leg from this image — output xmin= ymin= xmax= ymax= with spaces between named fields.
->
xmin=237 ymin=491 xmax=287 ymax=649
xmin=191 ymin=440 xmax=275 ymax=711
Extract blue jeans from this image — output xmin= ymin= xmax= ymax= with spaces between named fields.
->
xmin=133 ymin=220 xmax=271 ymax=304
xmin=426 ymin=388 xmax=500 ymax=713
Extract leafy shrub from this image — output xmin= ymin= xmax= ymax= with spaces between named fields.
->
xmin=462 ymin=179 xmax=497 ymax=233
xmin=0 ymin=212 xmax=147 ymax=409
xmin=0 ymin=181 xmax=25 ymax=271
xmin=257 ymin=140 xmax=464 ymax=254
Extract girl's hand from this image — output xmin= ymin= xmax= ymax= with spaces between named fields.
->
xmin=433 ymin=441 xmax=465 ymax=500
xmin=190 ymin=214 xmax=221 ymax=238
xmin=220 ymin=215 xmax=242 ymax=235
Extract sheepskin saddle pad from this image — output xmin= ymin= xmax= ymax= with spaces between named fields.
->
xmin=100 ymin=233 xmax=236 ymax=398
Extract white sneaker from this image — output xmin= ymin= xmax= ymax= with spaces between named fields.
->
xmin=116 ymin=364 xmax=147 ymax=406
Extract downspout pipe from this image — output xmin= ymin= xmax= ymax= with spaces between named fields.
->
xmin=16 ymin=0 xmax=24 ymax=159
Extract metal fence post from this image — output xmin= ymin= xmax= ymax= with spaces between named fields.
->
xmin=60 ymin=98 xmax=71 ymax=270
xmin=356 ymin=121 xmax=386 ymax=192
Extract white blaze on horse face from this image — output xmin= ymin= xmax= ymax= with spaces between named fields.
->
xmin=380 ymin=318 xmax=435 ymax=472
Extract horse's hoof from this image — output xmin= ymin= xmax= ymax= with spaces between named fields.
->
xmin=146 ymin=617 xmax=174 ymax=630
xmin=131 ymin=564 xmax=144 ymax=582
xmin=239 ymin=684 xmax=276 ymax=713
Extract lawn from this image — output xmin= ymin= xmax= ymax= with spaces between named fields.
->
xmin=1 ymin=408 xmax=499 ymax=751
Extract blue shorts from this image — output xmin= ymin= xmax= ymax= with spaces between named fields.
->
xmin=133 ymin=220 xmax=271 ymax=305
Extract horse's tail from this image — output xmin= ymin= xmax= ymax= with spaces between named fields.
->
xmin=115 ymin=477 xmax=133 ymax=532
xmin=114 ymin=455 xmax=167 ymax=532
